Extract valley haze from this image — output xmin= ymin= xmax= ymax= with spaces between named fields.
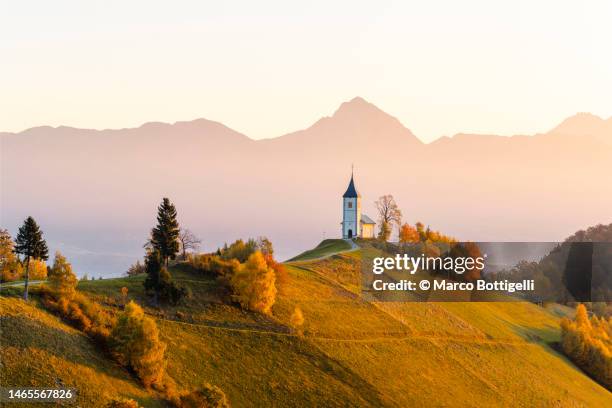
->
xmin=1 ymin=97 xmax=611 ymax=277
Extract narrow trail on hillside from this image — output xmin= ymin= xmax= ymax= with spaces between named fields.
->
xmin=155 ymin=314 xmax=534 ymax=346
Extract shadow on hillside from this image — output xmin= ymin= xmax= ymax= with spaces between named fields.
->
xmin=0 ymin=315 xmax=130 ymax=382
xmin=295 ymin=342 xmax=391 ymax=407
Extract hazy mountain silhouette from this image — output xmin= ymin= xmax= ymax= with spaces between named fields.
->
xmin=1 ymin=98 xmax=611 ymax=276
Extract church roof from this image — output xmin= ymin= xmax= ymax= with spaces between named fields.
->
xmin=343 ymin=174 xmax=361 ymax=198
xmin=361 ymin=214 xmax=376 ymax=224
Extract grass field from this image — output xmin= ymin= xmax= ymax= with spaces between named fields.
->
xmin=1 ymin=241 xmax=610 ymax=407
xmin=287 ymin=239 xmax=352 ymax=261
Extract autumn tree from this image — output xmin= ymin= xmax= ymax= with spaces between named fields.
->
xmin=230 ymin=251 xmax=277 ymax=314
xmin=48 ymin=251 xmax=78 ymax=299
xmin=14 ymin=216 xmax=49 ymax=300
xmin=110 ymin=301 xmax=166 ymax=388
xmin=126 ymin=260 xmax=145 ymax=276
xmin=560 ymin=303 xmax=612 ymax=388
xmin=150 ymin=198 xmax=180 ymax=267
xmin=399 ymin=224 xmax=419 ymax=244
xmin=375 ymin=195 xmax=402 ymax=241
xmin=178 ymin=228 xmax=201 ymax=259
xmin=0 ymin=229 xmax=23 ymax=282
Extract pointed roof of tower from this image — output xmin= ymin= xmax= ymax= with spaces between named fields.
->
xmin=343 ymin=173 xmax=361 ymax=198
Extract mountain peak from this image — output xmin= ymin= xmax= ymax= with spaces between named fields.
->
xmin=549 ymin=112 xmax=606 ymax=134
xmin=332 ymin=96 xmax=387 ymax=118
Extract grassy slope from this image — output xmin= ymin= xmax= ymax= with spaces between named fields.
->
xmin=287 ymin=239 xmax=352 ymax=262
xmin=0 ymin=297 xmax=164 ymax=407
xmin=2 ymin=241 xmax=610 ymax=407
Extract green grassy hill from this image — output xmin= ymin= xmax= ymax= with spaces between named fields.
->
xmin=2 ymin=241 xmax=611 ymax=407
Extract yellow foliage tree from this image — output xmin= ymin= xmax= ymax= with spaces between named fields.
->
xmin=560 ymin=303 xmax=612 ymax=388
xmin=28 ymin=258 xmax=48 ymax=280
xmin=110 ymin=301 xmax=166 ymax=387
xmin=48 ymin=251 xmax=78 ymax=299
xmin=0 ymin=229 xmax=23 ymax=282
xmin=398 ymin=223 xmax=420 ymax=244
xmin=230 ymin=251 xmax=277 ymax=314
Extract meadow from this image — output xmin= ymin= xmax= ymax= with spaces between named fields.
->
xmin=1 ymin=240 xmax=610 ymax=407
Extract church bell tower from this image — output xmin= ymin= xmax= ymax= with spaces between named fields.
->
xmin=341 ymin=169 xmax=361 ymax=239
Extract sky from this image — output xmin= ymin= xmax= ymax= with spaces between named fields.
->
xmin=1 ymin=0 xmax=611 ymax=143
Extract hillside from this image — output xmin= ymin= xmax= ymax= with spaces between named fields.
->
xmin=0 ymin=297 xmax=165 ymax=407
xmin=2 ymin=242 xmax=611 ymax=407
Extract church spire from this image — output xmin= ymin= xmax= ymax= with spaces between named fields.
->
xmin=343 ymin=168 xmax=360 ymax=198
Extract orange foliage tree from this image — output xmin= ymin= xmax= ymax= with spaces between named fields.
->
xmin=560 ymin=304 xmax=612 ymax=388
xmin=110 ymin=301 xmax=167 ymax=388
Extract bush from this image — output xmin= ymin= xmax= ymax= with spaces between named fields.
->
xmin=110 ymin=301 xmax=166 ymax=387
xmin=290 ymin=306 xmax=304 ymax=333
xmin=560 ymin=304 xmax=612 ymax=388
xmin=106 ymin=398 xmax=142 ymax=408
xmin=43 ymin=290 xmax=115 ymax=344
xmin=144 ymin=251 xmax=187 ymax=305
xmin=174 ymin=383 xmax=230 ymax=408
xmin=230 ymin=251 xmax=277 ymax=314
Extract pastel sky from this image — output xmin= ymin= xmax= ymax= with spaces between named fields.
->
xmin=1 ymin=0 xmax=610 ymax=142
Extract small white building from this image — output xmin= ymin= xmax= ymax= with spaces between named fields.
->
xmin=341 ymin=172 xmax=376 ymax=239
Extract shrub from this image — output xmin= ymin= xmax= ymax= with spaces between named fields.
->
xmin=110 ymin=301 xmax=166 ymax=387
xmin=106 ymin=398 xmax=142 ymax=408
xmin=144 ymin=251 xmax=187 ymax=305
xmin=230 ymin=251 xmax=277 ymax=314
xmin=290 ymin=306 xmax=304 ymax=333
xmin=43 ymin=289 xmax=115 ymax=344
xmin=174 ymin=383 xmax=230 ymax=408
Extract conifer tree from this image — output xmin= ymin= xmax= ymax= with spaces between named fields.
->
xmin=150 ymin=198 xmax=180 ymax=267
xmin=14 ymin=216 xmax=49 ymax=300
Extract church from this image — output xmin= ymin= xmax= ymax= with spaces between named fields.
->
xmin=341 ymin=172 xmax=376 ymax=239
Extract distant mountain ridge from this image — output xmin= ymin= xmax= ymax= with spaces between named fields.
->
xmin=4 ymin=97 xmax=609 ymax=145
xmin=1 ymin=97 xmax=611 ymax=276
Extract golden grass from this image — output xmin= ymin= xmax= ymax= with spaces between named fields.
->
xmin=3 ymin=243 xmax=611 ymax=407
xmin=0 ymin=297 xmax=164 ymax=407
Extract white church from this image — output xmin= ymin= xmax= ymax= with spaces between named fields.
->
xmin=341 ymin=172 xmax=376 ymax=239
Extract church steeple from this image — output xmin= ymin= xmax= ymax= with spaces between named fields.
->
xmin=342 ymin=169 xmax=361 ymax=198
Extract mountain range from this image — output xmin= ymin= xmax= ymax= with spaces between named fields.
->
xmin=1 ymin=97 xmax=611 ymax=276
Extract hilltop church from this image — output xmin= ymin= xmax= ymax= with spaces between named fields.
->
xmin=341 ymin=172 xmax=376 ymax=239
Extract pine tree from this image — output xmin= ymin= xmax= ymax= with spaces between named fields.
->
xmin=14 ymin=216 xmax=49 ymax=300
xmin=150 ymin=198 xmax=180 ymax=267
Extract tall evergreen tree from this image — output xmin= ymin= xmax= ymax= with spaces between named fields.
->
xmin=150 ymin=198 xmax=180 ymax=267
xmin=14 ymin=216 xmax=49 ymax=300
